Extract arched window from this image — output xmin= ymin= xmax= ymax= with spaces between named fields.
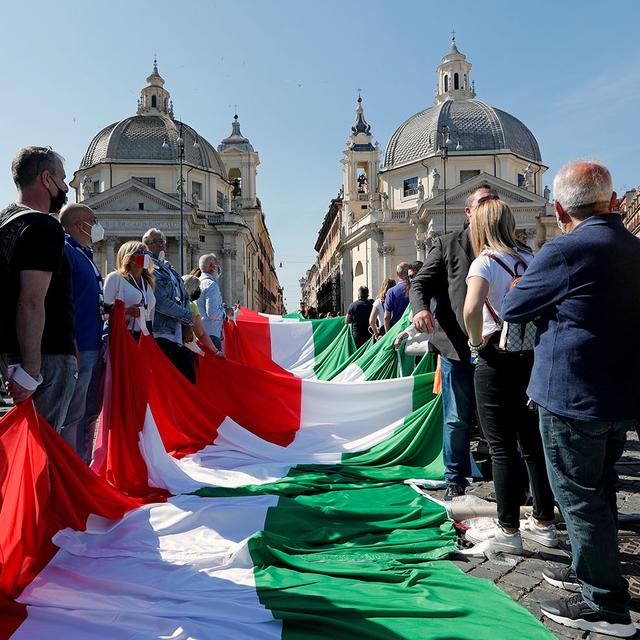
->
xmin=464 ymin=74 xmax=467 ymax=89
xmin=151 ymin=95 xmax=157 ymax=108
xmin=444 ymin=75 xmax=449 ymax=92
xmin=354 ymin=261 xmax=364 ymax=277
xmin=454 ymin=73 xmax=459 ymax=90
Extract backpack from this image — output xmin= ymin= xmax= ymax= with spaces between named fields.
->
xmin=483 ymin=254 xmax=536 ymax=353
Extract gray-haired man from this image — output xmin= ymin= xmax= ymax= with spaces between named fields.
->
xmin=197 ymin=253 xmax=225 ymax=350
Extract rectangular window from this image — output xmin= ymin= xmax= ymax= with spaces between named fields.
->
xmin=192 ymin=181 xmax=203 ymax=200
xmin=517 ymin=173 xmax=526 ymax=187
xmin=217 ymin=190 xmax=224 ymax=209
xmin=460 ymin=170 xmax=480 ymax=183
xmin=403 ymin=177 xmax=418 ymax=197
xmin=92 ymin=180 xmax=100 ymax=194
xmin=199 ymin=235 xmax=205 ymax=242
xmin=138 ymin=203 xmax=144 ymax=210
xmin=133 ymin=177 xmax=156 ymax=188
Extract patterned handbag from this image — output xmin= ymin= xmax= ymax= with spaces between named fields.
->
xmin=484 ymin=254 xmax=536 ymax=353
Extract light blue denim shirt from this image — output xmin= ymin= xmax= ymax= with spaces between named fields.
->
xmin=197 ymin=272 xmax=224 ymax=338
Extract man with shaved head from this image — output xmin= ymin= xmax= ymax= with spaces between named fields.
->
xmin=59 ymin=203 xmax=105 ymax=462
xmin=503 ymin=161 xmax=639 ymax=637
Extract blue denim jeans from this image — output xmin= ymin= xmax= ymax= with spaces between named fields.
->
xmin=59 ymin=350 xmax=103 ymax=462
xmin=538 ymin=407 xmax=633 ymax=616
xmin=210 ymin=335 xmax=222 ymax=351
xmin=440 ymin=355 xmax=477 ymax=487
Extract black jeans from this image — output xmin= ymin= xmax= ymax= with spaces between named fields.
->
xmin=474 ymin=343 xmax=555 ymax=529
xmin=156 ymin=338 xmax=196 ymax=384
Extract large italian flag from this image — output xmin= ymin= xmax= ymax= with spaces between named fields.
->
xmin=0 ymin=306 xmax=555 ymax=639
xmin=226 ymin=307 xmax=426 ymax=381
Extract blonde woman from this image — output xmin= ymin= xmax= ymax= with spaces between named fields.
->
xmin=368 ymin=278 xmax=396 ymax=340
xmin=462 ymin=199 xmax=555 ymax=553
xmin=103 ymin=241 xmax=156 ymax=337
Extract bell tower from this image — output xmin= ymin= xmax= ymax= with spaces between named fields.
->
xmin=435 ymin=36 xmax=475 ymax=105
xmin=137 ymin=59 xmax=174 ymax=117
xmin=341 ymin=95 xmax=381 ymax=222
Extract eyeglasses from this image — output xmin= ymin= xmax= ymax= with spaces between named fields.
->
xmin=147 ymin=238 xmax=165 ymax=246
xmin=134 ymin=247 xmax=150 ymax=255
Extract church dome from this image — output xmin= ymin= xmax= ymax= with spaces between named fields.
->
xmin=383 ymin=38 xmax=541 ymax=169
xmin=79 ymin=61 xmax=227 ymax=178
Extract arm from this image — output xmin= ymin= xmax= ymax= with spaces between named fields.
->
xmin=463 ymin=276 xmax=489 ymax=347
xmin=204 ymin=280 xmax=224 ymax=322
xmin=154 ymin=271 xmax=193 ymax=324
xmin=368 ymin=305 xmax=379 ymax=336
xmin=383 ymin=309 xmax=392 ymax=332
xmin=10 ymin=270 xmax=52 ymax=402
xmin=409 ymin=239 xmax=445 ymax=333
xmin=345 ymin=313 xmax=353 ymax=325
xmin=502 ymin=244 xmax=569 ymax=323
xmin=192 ymin=314 xmax=223 ymax=356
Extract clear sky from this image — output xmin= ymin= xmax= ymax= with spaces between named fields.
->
xmin=1 ymin=0 xmax=639 ymax=310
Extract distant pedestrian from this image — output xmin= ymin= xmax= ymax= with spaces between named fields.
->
xmin=384 ymin=262 xmax=411 ymax=330
xmin=59 ymin=203 xmax=105 ymax=462
xmin=0 ymin=146 xmax=76 ymax=431
xmin=369 ymin=278 xmax=395 ymax=340
xmin=197 ymin=253 xmax=225 ymax=350
xmin=345 ymin=286 xmax=373 ymax=349
xmin=503 ymin=161 xmax=639 ymax=638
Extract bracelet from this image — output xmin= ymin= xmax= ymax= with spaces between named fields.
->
xmin=468 ymin=340 xmax=484 ymax=349
xmin=10 ymin=364 xmax=43 ymax=391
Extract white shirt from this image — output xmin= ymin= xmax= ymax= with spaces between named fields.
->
xmin=372 ymin=298 xmax=385 ymax=327
xmin=103 ymin=271 xmax=156 ymax=333
xmin=466 ymin=249 xmax=533 ymax=338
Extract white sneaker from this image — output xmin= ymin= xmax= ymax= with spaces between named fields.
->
xmin=465 ymin=522 xmax=524 ymax=554
xmin=520 ymin=514 xmax=558 ymax=548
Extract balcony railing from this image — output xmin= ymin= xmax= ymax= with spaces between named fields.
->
xmin=207 ymin=213 xmax=224 ymax=225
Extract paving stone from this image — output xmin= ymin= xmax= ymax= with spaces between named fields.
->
xmin=449 ymin=559 xmax=475 ymax=573
xmin=496 ymin=580 xmax=527 ymax=602
xmin=502 ymin=570 xmax=543 ymax=591
xmin=468 ymin=565 xmax=503 ymax=582
xmin=541 ymin=619 xmax=585 ymax=639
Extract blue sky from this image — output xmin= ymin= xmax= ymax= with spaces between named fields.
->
xmin=1 ymin=0 xmax=639 ymax=310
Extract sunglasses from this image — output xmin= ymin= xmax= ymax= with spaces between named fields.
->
xmin=476 ymin=194 xmax=500 ymax=206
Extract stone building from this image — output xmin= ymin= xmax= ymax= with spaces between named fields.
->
xmin=71 ymin=62 xmax=283 ymax=313
xmin=620 ymin=188 xmax=640 ymax=236
xmin=303 ymin=38 xmax=559 ymax=311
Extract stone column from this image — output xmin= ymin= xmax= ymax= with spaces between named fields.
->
xmin=377 ymin=243 xmax=394 ymax=280
xmin=221 ymin=246 xmax=237 ymax=304
xmin=105 ymin=237 xmax=116 ymax=273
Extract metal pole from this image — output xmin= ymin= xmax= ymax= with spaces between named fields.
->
xmin=179 ymin=139 xmax=184 ymax=273
xmin=443 ymin=148 xmax=448 ymax=234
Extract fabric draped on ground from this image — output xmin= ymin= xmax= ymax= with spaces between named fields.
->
xmin=0 ymin=305 xmax=555 ymax=639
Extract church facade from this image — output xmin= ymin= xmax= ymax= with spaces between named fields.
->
xmin=302 ymin=39 xmax=560 ymax=311
xmin=71 ymin=62 xmax=283 ymax=314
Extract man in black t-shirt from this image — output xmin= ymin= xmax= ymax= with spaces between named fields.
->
xmin=345 ymin=286 xmax=373 ymax=349
xmin=0 ymin=146 xmax=76 ymax=431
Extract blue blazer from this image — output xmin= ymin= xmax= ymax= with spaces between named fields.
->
xmin=502 ymin=214 xmax=640 ymax=422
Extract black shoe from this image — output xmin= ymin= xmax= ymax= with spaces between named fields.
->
xmin=540 ymin=594 xmax=636 ymax=637
xmin=542 ymin=565 xmax=580 ymax=592
xmin=443 ymin=484 xmax=466 ymax=501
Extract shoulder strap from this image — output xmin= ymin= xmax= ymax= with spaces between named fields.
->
xmin=484 ymin=299 xmax=502 ymax=325
xmin=0 ymin=208 xmax=38 ymax=231
xmin=487 ymin=253 xmax=528 ymax=278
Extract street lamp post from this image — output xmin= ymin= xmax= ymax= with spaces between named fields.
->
xmin=437 ymin=124 xmax=462 ymax=235
xmin=163 ymin=122 xmax=198 ymax=273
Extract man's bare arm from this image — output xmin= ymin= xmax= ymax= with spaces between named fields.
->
xmin=16 ymin=270 xmax=52 ymax=378
xmin=384 ymin=309 xmax=392 ymax=332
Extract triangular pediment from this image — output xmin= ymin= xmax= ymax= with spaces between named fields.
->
xmin=423 ymin=172 xmax=548 ymax=209
xmin=81 ymin=178 xmax=186 ymax=213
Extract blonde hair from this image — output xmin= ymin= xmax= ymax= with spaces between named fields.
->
xmin=470 ymin=199 xmax=523 ymax=258
xmin=377 ymin=278 xmax=396 ymax=302
xmin=116 ymin=240 xmax=155 ymax=289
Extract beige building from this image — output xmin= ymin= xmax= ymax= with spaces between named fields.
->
xmin=620 ymin=188 xmax=640 ymax=236
xmin=303 ymin=38 xmax=559 ymax=311
xmin=71 ymin=62 xmax=283 ymax=313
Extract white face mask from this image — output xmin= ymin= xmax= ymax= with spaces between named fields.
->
xmin=143 ymin=253 xmax=151 ymax=269
xmin=156 ymin=250 xmax=166 ymax=261
xmin=90 ymin=221 xmax=105 ymax=243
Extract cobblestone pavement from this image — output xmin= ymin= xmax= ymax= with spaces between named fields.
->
xmin=2 ymin=397 xmax=638 ymax=638
xmin=432 ymin=428 xmax=640 ymax=639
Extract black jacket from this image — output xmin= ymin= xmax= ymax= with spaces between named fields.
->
xmin=409 ymin=227 xmax=474 ymax=361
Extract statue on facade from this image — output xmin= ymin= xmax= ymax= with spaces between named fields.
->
xmin=191 ymin=190 xmax=200 ymax=210
xmin=222 ymin=194 xmax=229 ymax=215
xmin=357 ymin=172 xmax=367 ymax=193
xmin=543 ymin=185 xmax=551 ymax=201
xmin=523 ymin=164 xmax=534 ymax=191
xmin=381 ymin=191 xmax=389 ymax=210
xmin=417 ymin=180 xmax=425 ymax=202
xmin=231 ymin=178 xmax=241 ymax=197
xmin=81 ymin=175 xmax=93 ymax=200
xmin=431 ymin=168 xmax=441 ymax=195
xmin=368 ymin=193 xmax=377 ymax=212
xmin=233 ymin=196 xmax=242 ymax=215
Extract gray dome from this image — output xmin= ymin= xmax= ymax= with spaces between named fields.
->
xmin=80 ymin=115 xmax=227 ymax=177
xmin=384 ymin=98 xmax=541 ymax=169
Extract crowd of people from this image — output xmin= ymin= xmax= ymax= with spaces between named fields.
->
xmin=0 ymin=146 xmax=225 ymax=465
xmin=0 ymin=145 xmax=638 ymax=637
